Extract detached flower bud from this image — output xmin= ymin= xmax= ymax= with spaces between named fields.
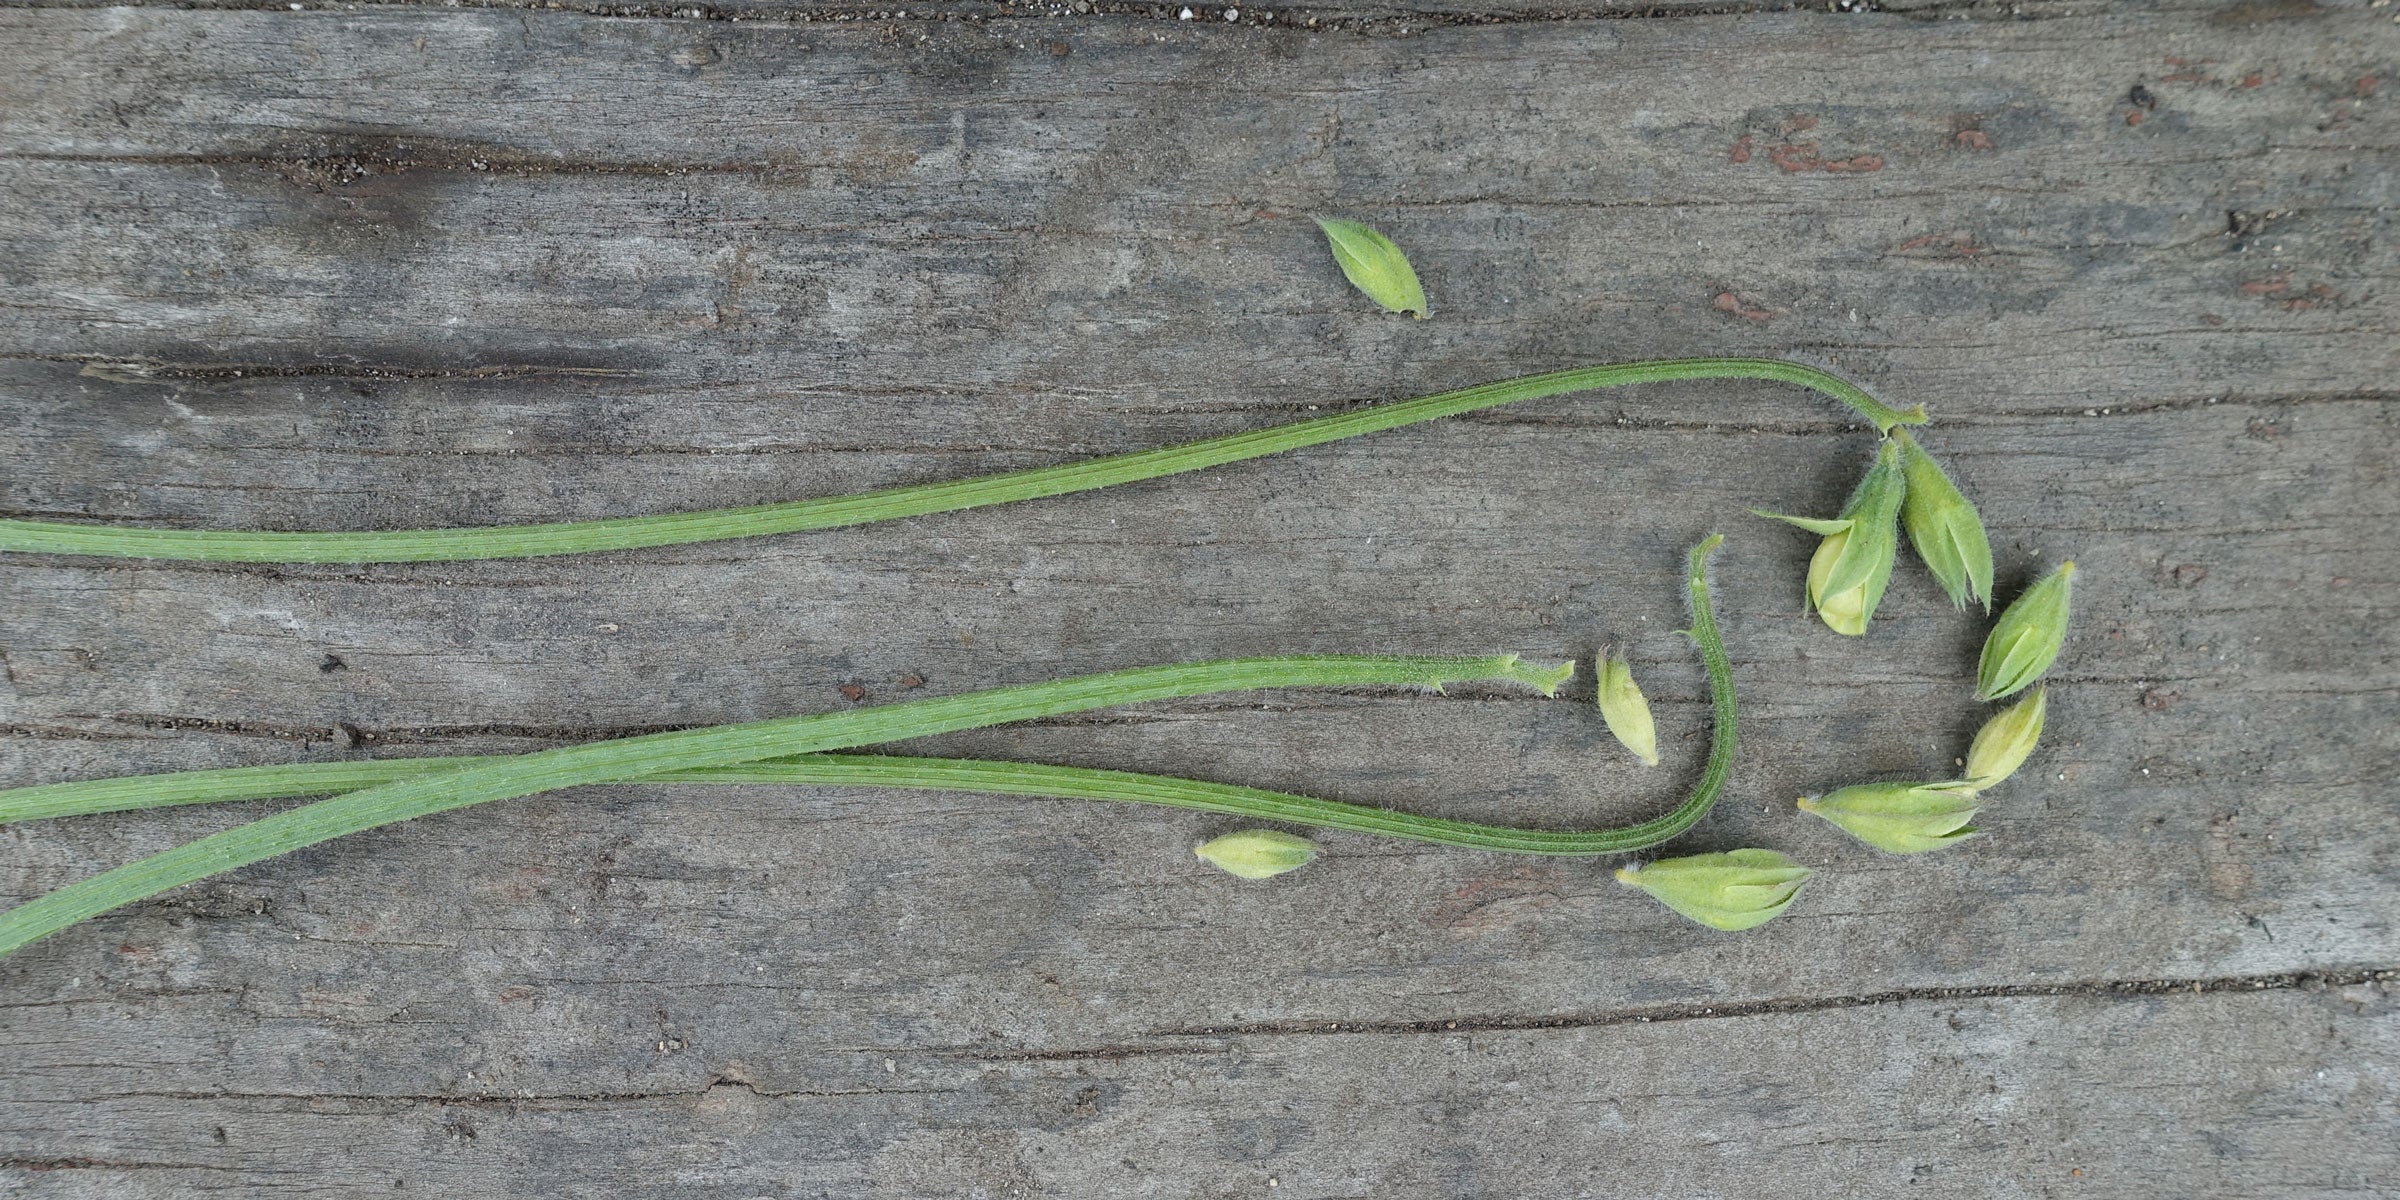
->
xmin=1977 ymin=561 xmax=2075 ymax=701
xmin=1614 ymin=849 xmax=1811 ymax=931
xmin=1595 ymin=649 xmax=1659 ymax=767
xmin=1313 ymin=217 xmax=1428 ymax=319
xmin=1894 ymin=430 xmax=1995 ymax=614
xmin=1195 ymin=829 xmax=1318 ymax=879
xmin=1964 ymin=684 xmax=2046 ymax=791
xmin=1797 ymin=781 xmax=1980 ymax=854
xmin=1755 ymin=439 xmax=1908 ymax=636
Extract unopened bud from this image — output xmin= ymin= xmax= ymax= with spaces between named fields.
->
xmin=1895 ymin=430 xmax=1995 ymax=613
xmin=1614 ymin=849 xmax=1812 ymax=931
xmin=1314 ymin=217 xmax=1428 ymax=319
xmin=1195 ymin=829 xmax=1318 ymax=879
xmin=1964 ymin=685 xmax=2046 ymax=791
xmin=1595 ymin=649 xmax=1659 ymax=767
xmin=1756 ymin=439 xmax=1907 ymax=636
xmin=1977 ymin=561 xmax=2075 ymax=701
xmin=1797 ymin=781 xmax=1980 ymax=854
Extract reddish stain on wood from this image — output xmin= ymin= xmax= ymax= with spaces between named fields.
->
xmin=1953 ymin=129 xmax=1995 ymax=151
xmin=1897 ymin=232 xmax=1984 ymax=257
xmin=1729 ymin=134 xmax=1754 ymax=163
xmin=1712 ymin=291 xmax=1779 ymax=322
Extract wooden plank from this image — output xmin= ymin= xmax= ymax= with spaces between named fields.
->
xmin=1 ymin=3 xmax=2396 ymax=1194
xmin=2 ymin=982 xmax=2393 ymax=1196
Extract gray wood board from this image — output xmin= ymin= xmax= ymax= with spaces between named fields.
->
xmin=2 ymin=3 xmax=2396 ymax=1195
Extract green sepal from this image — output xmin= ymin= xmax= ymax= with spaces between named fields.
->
xmin=1750 ymin=510 xmax=1855 ymax=537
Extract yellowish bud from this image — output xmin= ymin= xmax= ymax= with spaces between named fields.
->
xmin=1964 ymin=685 xmax=2046 ymax=791
xmin=1195 ymin=829 xmax=1318 ymax=880
xmin=1595 ymin=650 xmax=1659 ymax=767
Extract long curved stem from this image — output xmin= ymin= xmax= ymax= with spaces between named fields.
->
xmin=0 ymin=359 xmax=1919 ymax=562
xmin=0 ymin=654 xmax=1573 ymax=957
xmin=1 ymin=539 xmax=1735 ymax=854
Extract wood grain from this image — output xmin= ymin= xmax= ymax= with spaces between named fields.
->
xmin=2 ymin=3 xmax=2395 ymax=1195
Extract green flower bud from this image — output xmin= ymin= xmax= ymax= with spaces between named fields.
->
xmin=1964 ymin=684 xmax=2046 ymax=791
xmin=1894 ymin=429 xmax=1995 ymax=614
xmin=1797 ymin=781 xmax=1980 ymax=854
xmin=1753 ymin=439 xmax=1908 ymax=636
xmin=1195 ymin=829 xmax=1318 ymax=879
xmin=1313 ymin=217 xmax=1428 ymax=319
xmin=1594 ymin=649 xmax=1659 ymax=767
xmin=1977 ymin=561 xmax=2075 ymax=701
xmin=1613 ymin=849 xmax=1812 ymax=931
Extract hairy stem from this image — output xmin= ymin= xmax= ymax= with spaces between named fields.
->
xmin=0 ymin=360 xmax=1919 ymax=562
xmin=0 ymin=655 xmax=1571 ymax=957
xmin=0 ymin=544 xmax=1737 ymax=910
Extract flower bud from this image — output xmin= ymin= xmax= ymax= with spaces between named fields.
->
xmin=1314 ymin=217 xmax=1428 ymax=319
xmin=1964 ymin=684 xmax=2046 ymax=791
xmin=1755 ymin=439 xmax=1907 ymax=636
xmin=1595 ymin=649 xmax=1659 ymax=767
xmin=1895 ymin=430 xmax=1995 ymax=614
xmin=1195 ymin=829 xmax=1318 ymax=879
xmin=1614 ymin=849 xmax=1811 ymax=931
xmin=1797 ymin=781 xmax=1980 ymax=854
xmin=1977 ymin=561 xmax=2075 ymax=701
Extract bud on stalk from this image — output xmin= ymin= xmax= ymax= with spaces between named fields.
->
xmin=1755 ymin=440 xmax=1908 ymax=635
xmin=1894 ymin=429 xmax=1995 ymax=613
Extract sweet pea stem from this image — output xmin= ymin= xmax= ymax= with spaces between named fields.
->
xmin=0 ymin=539 xmax=1739 ymax=955
xmin=0 ymin=654 xmax=1568 ymax=957
xmin=0 ymin=359 xmax=1920 ymax=562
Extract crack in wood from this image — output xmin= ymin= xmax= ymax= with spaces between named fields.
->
xmin=1148 ymin=966 xmax=2400 ymax=1043
xmin=0 ymin=352 xmax=642 ymax=383
xmin=0 ymin=0 xmax=2038 ymax=31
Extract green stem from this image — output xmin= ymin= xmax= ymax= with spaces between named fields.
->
xmin=0 ymin=654 xmax=1571 ymax=957
xmin=0 ymin=539 xmax=1739 ymax=951
xmin=0 ymin=360 xmax=1920 ymax=562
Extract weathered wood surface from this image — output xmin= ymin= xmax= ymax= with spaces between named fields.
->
xmin=2 ymin=2 xmax=2396 ymax=1195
